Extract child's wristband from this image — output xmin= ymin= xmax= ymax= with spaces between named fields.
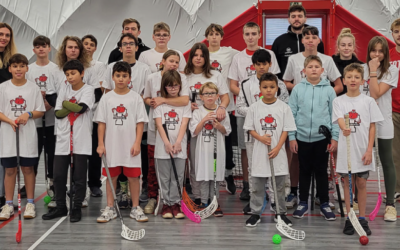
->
xmin=27 ymin=112 xmax=33 ymax=118
xmin=218 ymin=106 xmax=226 ymax=110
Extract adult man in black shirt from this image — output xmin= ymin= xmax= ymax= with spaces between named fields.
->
xmin=108 ymin=18 xmax=150 ymax=64
xmin=272 ymin=4 xmax=324 ymax=79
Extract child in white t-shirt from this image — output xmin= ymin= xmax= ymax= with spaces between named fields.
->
xmin=25 ymin=36 xmax=58 ymax=202
xmin=184 ymin=42 xmax=230 ymax=205
xmin=41 ymin=60 xmax=94 ymax=223
xmin=333 ymin=63 xmax=383 ymax=235
xmin=236 ymin=50 xmax=289 ymax=215
xmin=206 ymin=23 xmax=239 ymax=194
xmin=154 ymin=70 xmax=191 ymax=219
xmin=361 ymin=36 xmax=399 ymax=221
xmin=189 ymin=82 xmax=231 ymax=217
xmin=95 ymin=62 xmax=149 ymax=223
xmin=228 ymin=22 xmax=280 ymax=201
xmin=143 ymin=50 xmax=189 ymax=214
xmin=283 ymin=26 xmax=342 ymax=93
xmin=0 ymin=54 xmax=45 ymax=221
xmin=82 ymin=34 xmax=107 ymax=88
xmin=138 ymin=22 xmax=186 ymax=73
xmin=243 ymin=73 xmax=296 ymax=227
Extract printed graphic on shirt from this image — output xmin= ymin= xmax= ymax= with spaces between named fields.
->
xmin=164 ymin=109 xmax=179 ymax=130
xmin=254 ymin=92 xmax=262 ymax=101
xmin=363 ymin=79 xmax=370 ymax=95
xmin=65 ymin=80 xmax=68 ymax=85
xmin=157 ymin=90 xmax=161 ymax=97
xmin=246 ymin=65 xmax=256 ymax=77
xmin=112 ymin=104 xmax=128 ymax=125
xmin=285 ymin=47 xmax=292 ymax=55
xmin=35 ymin=74 xmax=48 ymax=90
xmin=156 ymin=62 xmax=162 ymax=71
xmin=211 ymin=60 xmax=222 ymax=72
xmin=69 ymin=97 xmax=77 ymax=104
xmin=348 ymin=109 xmax=361 ymax=133
xmin=300 ymin=70 xmax=306 ymax=79
xmin=202 ymin=122 xmax=215 ymax=142
xmin=260 ymin=114 xmax=277 ymax=136
xmin=10 ymin=95 xmax=27 ymax=117
xmin=190 ymin=82 xmax=202 ymax=101
xmin=128 ymin=81 xmax=133 ymax=90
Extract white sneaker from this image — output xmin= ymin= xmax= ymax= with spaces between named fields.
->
xmin=48 ymin=200 xmax=57 ymax=208
xmin=384 ymin=205 xmax=397 ymax=222
xmin=97 ymin=206 xmax=117 ymax=223
xmin=82 ymin=188 xmax=90 ymax=208
xmin=130 ymin=206 xmax=148 ymax=222
xmin=337 ymin=202 xmax=359 ymax=214
xmin=0 ymin=204 xmax=14 ymax=220
xmin=24 ymin=203 xmax=36 ymax=219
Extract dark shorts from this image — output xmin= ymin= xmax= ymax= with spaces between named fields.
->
xmin=339 ymin=171 xmax=369 ymax=180
xmin=1 ymin=157 xmax=38 ymax=168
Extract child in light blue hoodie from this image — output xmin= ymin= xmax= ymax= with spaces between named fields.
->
xmin=288 ymin=55 xmax=339 ymax=221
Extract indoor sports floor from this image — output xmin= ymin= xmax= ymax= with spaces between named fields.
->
xmin=1 ymin=155 xmax=399 ymax=250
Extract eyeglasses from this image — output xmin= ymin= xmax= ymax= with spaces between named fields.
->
xmin=122 ymin=42 xmax=135 ymax=47
xmin=166 ymin=85 xmax=180 ymax=90
xmin=201 ymin=92 xmax=217 ymax=97
xmin=154 ymin=33 xmax=169 ymax=38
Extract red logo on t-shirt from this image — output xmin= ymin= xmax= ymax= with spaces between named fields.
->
xmin=348 ymin=109 xmax=361 ymax=133
xmin=363 ymin=79 xmax=370 ymax=95
xmin=202 ymin=122 xmax=214 ymax=142
xmin=35 ymin=74 xmax=48 ymax=89
xmin=10 ymin=95 xmax=27 ymax=117
xmin=190 ymin=82 xmax=202 ymax=101
xmin=211 ymin=60 xmax=222 ymax=72
xmin=246 ymin=65 xmax=256 ymax=77
xmin=164 ymin=109 xmax=179 ymax=130
xmin=260 ymin=114 xmax=277 ymax=136
xmin=112 ymin=104 xmax=128 ymax=125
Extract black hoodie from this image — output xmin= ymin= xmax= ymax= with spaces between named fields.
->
xmin=272 ymin=24 xmax=325 ymax=79
xmin=0 ymin=52 xmax=12 ymax=84
xmin=331 ymin=54 xmax=363 ymax=95
xmin=107 ymin=37 xmax=150 ymax=64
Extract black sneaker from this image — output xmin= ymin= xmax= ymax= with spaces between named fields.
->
xmin=225 ymin=175 xmax=236 ymax=195
xmin=90 ymin=186 xmax=103 ymax=197
xmin=243 ymin=203 xmax=253 ymax=215
xmin=20 ymin=186 xmax=27 ymax=198
xmin=194 ymin=198 xmax=201 ymax=206
xmin=359 ymin=219 xmax=372 ymax=235
xmin=240 ymin=181 xmax=250 ymax=200
xmin=275 ymin=214 xmax=293 ymax=226
xmin=343 ymin=219 xmax=355 ymax=235
xmin=42 ymin=206 xmax=68 ymax=220
xmin=70 ymin=206 xmax=82 ymax=222
xmin=246 ymin=215 xmax=261 ymax=227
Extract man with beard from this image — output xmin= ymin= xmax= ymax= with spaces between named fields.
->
xmin=272 ymin=4 xmax=324 ymax=80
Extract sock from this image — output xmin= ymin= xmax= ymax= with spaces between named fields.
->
xmin=387 ymin=203 xmax=395 ymax=207
xmin=6 ymin=200 xmax=13 ymax=207
xmin=131 ymin=206 xmax=137 ymax=211
xmin=225 ymin=169 xmax=232 ymax=177
xmin=290 ymin=187 xmax=298 ymax=196
xmin=27 ymin=199 xmax=34 ymax=204
xmin=109 ymin=206 xmax=114 ymax=211
xmin=359 ymin=216 xmax=365 ymax=220
xmin=120 ymin=181 xmax=128 ymax=194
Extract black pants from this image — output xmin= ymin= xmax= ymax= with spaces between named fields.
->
xmin=34 ymin=126 xmax=55 ymax=179
xmin=118 ymin=132 xmax=148 ymax=184
xmin=298 ymin=139 xmax=329 ymax=204
xmin=88 ymin=122 xmax=101 ymax=188
xmin=225 ymin=113 xmax=237 ymax=170
xmin=54 ymin=154 xmax=88 ymax=207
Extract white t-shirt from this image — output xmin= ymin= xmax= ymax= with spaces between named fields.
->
xmin=283 ymin=52 xmax=341 ymax=85
xmin=243 ymin=99 xmax=296 ymax=177
xmin=209 ymin=46 xmax=239 ymax=112
xmin=26 ymin=61 xmax=58 ymax=128
xmin=138 ymin=48 xmax=186 ymax=73
xmin=333 ymin=94 xmax=384 ymax=173
xmin=154 ymin=103 xmax=191 ymax=159
xmin=0 ymin=80 xmax=45 ymax=157
xmin=228 ymin=48 xmax=280 ymax=117
xmin=94 ymin=90 xmax=148 ymax=168
xmin=143 ymin=71 xmax=189 ymax=145
xmin=189 ymin=105 xmax=231 ymax=181
xmin=54 ymin=84 xmax=95 ymax=155
xmin=186 ymin=70 xmax=229 ymax=106
xmin=90 ymin=60 xmax=107 ymax=84
xmin=103 ymin=60 xmax=151 ymax=95
xmin=360 ymin=64 xmax=399 ymax=139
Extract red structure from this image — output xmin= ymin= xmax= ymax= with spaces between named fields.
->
xmin=184 ymin=0 xmax=395 ymax=63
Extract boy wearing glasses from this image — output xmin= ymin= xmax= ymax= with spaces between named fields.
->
xmin=103 ymin=33 xmax=151 ymax=208
xmin=138 ymin=22 xmax=186 ymax=73
xmin=189 ymin=82 xmax=231 ymax=216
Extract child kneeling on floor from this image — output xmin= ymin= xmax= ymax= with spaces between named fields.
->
xmin=95 ymin=62 xmax=149 ymax=223
xmin=333 ymin=63 xmax=383 ymax=235
xmin=189 ymin=82 xmax=231 ymax=217
xmin=244 ymin=73 xmax=296 ymax=227
xmin=154 ymin=70 xmax=191 ymax=219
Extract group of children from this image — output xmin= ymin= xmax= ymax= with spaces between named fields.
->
xmin=0 ymin=13 xmax=398 ymax=237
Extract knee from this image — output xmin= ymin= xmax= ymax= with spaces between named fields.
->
xmin=21 ymin=167 xmax=34 ymax=175
xmin=5 ymin=168 xmax=16 ymax=177
xmin=356 ymin=179 xmax=367 ymax=190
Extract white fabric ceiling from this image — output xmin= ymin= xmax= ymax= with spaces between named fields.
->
xmin=0 ymin=0 xmax=399 ymax=63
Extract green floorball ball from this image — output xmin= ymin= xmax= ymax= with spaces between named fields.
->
xmin=272 ymin=234 xmax=282 ymax=244
xmin=260 ymin=96 xmax=263 ymax=99
xmin=44 ymin=195 xmax=51 ymax=204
